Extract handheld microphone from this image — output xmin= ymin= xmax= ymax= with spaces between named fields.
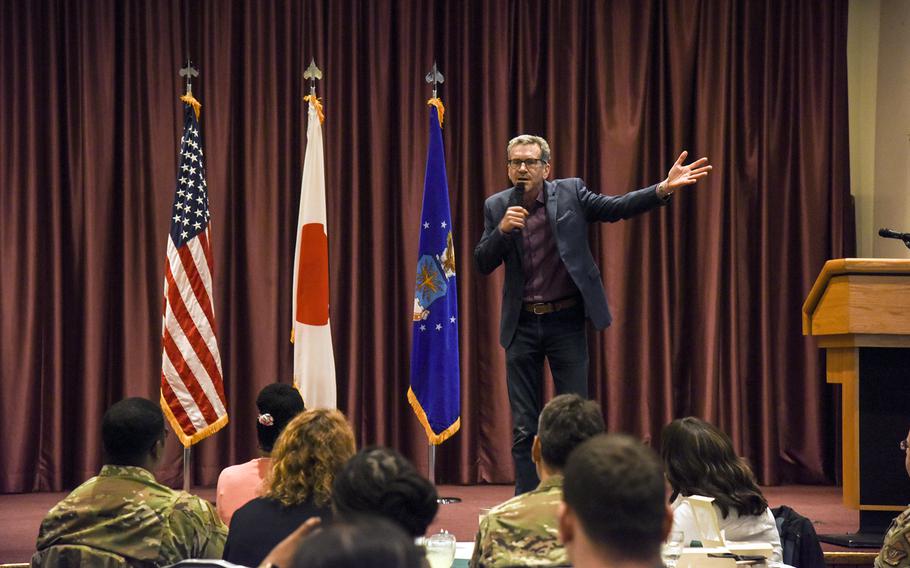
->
xmin=879 ymin=228 xmax=910 ymax=241
xmin=508 ymin=182 xmax=526 ymax=207
xmin=505 ymin=182 xmax=527 ymax=235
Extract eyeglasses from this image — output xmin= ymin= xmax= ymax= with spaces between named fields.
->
xmin=901 ymin=439 xmax=909 ymax=452
xmin=507 ymin=158 xmax=547 ymax=170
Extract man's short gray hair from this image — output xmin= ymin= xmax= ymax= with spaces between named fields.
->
xmin=507 ymin=134 xmax=551 ymax=163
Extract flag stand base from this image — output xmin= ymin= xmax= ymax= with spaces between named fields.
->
xmin=437 ymin=496 xmax=462 ymax=504
xmin=428 ymin=444 xmax=461 ymax=504
xmin=183 ymin=446 xmax=191 ymax=492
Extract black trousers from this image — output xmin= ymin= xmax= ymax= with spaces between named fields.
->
xmin=505 ymin=302 xmax=589 ymax=495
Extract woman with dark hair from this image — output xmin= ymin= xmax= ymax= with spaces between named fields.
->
xmin=223 ymin=408 xmax=356 ymax=567
xmin=660 ymin=417 xmax=781 ymax=561
xmin=216 ymin=383 xmax=305 ymax=524
xmin=331 ymin=447 xmax=439 ymax=538
xmin=291 ymin=516 xmax=426 ymax=568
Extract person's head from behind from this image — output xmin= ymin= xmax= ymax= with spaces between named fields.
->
xmin=102 ymin=397 xmax=166 ymax=469
xmin=660 ymin=416 xmax=767 ymax=517
xmin=291 ymin=515 xmax=425 ymax=568
xmin=332 ymin=447 xmax=439 ymax=537
xmin=559 ymin=434 xmax=669 ymax=566
xmin=256 ymin=383 xmax=305 ymax=454
xmin=533 ymin=394 xmax=605 ymax=476
xmin=266 ymin=408 xmax=356 ymax=508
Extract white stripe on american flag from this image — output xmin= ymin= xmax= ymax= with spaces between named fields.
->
xmin=188 ymin=229 xmax=215 ymax=312
xmin=168 ymin=244 xmax=210 ymax=325
xmin=162 ymin=350 xmax=210 ymax=431
xmin=178 ymin=230 xmax=217 ymax=325
xmin=164 ymin=240 xmax=227 ymax=416
xmin=187 ymin=234 xmax=223 ymax=374
xmin=163 ymin=299 xmax=227 ymax=418
xmin=167 ymin=238 xmax=224 ymax=376
xmin=161 ymin=274 xmax=213 ymax=431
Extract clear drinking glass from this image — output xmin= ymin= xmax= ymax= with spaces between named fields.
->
xmin=424 ymin=529 xmax=456 ymax=568
xmin=661 ymin=530 xmax=684 ymax=568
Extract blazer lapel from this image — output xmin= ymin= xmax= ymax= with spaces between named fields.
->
xmin=545 ymin=180 xmax=558 ymax=235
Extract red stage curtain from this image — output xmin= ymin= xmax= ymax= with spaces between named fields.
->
xmin=0 ymin=0 xmax=851 ymax=492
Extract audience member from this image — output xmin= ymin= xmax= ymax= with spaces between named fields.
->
xmin=222 ymin=408 xmax=355 ymax=567
xmin=660 ymin=416 xmax=782 ymax=561
xmin=558 ymin=434 xmax=670 ymax=568
xmin=875 ymin=426 xmax=910 ymax=567
xmin=32 ymin=397 xmax=227 ymax=567
xmin=331 ymin=447 xmax=439 ymax=537
xmin=470 ymin=394 xmax=605 ymax=567
xmin=216 ymin=383 xmax=305 ymax=525
xmin=290 ymin=515 xmax=426 ymax=568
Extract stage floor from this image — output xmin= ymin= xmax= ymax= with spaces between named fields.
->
xmin=0 ymin=484 xmax=866 ymax=564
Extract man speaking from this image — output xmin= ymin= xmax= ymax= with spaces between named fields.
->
xmin=474 ymin=134 xmax=711 ymax=494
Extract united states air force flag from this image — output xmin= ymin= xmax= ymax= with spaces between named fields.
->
xmin=408 ymin=99 xmax=460 ymax=445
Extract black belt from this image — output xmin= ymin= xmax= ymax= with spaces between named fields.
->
xmin=522 ymin=296 xmax=579 ymax=315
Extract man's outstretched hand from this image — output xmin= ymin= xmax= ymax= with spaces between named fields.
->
xmin=663 ymin=150 xmax=712 ymax=193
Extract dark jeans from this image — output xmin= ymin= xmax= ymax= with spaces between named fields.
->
xmin=506 ymin=302 xmax=588 ymax=495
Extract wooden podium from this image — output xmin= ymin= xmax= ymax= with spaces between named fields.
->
xmin=803 ymin=258 xmax=910 ymax=546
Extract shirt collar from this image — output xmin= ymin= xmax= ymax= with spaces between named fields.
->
xmin=99 ymin=464 xmax=157 ymax=482
xmin=537 ymin=474 xmax=564 ymax=491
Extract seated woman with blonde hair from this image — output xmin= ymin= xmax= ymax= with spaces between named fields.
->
xmin=660 ymin=417 xmax=782 ymax=562
xmin=222 ymin=408 xmax=356 ymax=568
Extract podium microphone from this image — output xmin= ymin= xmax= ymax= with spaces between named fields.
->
xmin=879 ymin=228 xmax=910 ymax=240
xmin=879 ymin=228 xmax=910 ymax=250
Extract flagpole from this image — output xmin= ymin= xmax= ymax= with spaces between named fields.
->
xmin=183 ymin=447 xmax=191 ymax=491
xmin=422 ymin=62 xmax=460 ymax=505
xmin=428 ymin=443 xmax=460 ymax=504
xmin=177 ymin=60 xmax=200 ymax=495
xmin=163 ymin=50 xmax=228 ymax=486
xmin=293 ymin=59 xmax=337 ymax=410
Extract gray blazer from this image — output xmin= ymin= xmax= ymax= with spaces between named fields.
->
xmin=474 ymin=178 xmax=665 ymax=348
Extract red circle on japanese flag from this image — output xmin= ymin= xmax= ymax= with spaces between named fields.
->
xmin=295 ymin=223 xmax=330 ymax=325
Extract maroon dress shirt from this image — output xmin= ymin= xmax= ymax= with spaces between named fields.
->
xmin=519 ymin=190 xmax=579 ymax=303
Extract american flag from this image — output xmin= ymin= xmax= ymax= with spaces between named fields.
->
xmin=160 ymin=98 xmax=229 ymax=447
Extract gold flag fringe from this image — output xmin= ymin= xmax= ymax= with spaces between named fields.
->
xmin=427 ymin=98 xmax=445 ymax=127
xmin=161 ymin=394 xmax=229 ymax=448
xmin=180 ymin=93 xmax=202 ymax=120
xmin=407 ymin=387 xmax=460 ymax=446
xmin=304 ymin=94 xmax=325 ymax=124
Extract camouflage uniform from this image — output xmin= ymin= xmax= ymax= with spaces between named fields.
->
xmin=32 ymin=464 xmax=227 ymax=567
xmin=469 ymin=475 xmax=567 ymax=568
xmin=877 ymin=507 xmax=910 ymax=567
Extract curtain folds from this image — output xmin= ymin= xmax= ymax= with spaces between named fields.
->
xmin=0 ymin=0 xmax=851 ymax=492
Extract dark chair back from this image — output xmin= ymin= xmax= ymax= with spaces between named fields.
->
xmin=772 ymin=505 xmax=826 ymax=568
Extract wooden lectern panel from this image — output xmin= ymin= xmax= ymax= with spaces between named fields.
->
xmin=811 ymin=275 xmax=910 ymax=336
xmin=803 ymin=258 xmax=910 ymax=338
